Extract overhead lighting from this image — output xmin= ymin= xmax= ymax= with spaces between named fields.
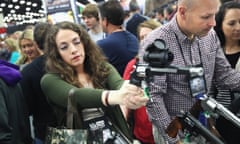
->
xmin=12 ymin=0 xmax=18 ymax=3
xmin=32 ymin=3 xmax=38 ymax=7
xmin=26 ymin=1 xmax=32 ymax=6
xmin=8 ymin=4 xmax=13 ymax=8
xmin=26 ymin=7 xmax=31 ymax=11
xmin=0 ymin=3 xmax=6 ymax=7
xmin=20 ymin=0 xmax=26 ymax=5
xmin=10 ymin=9 xmax=16 ymax=13
xmin=15 ymin=5 xmax=20 ymax=9
xmin=38 ymin=9 xmax=45 ymax=13
xmin=40 ymin=14 xmax=45 ymax=17
xmin=0 ymin=8 xmax=2 ymax=12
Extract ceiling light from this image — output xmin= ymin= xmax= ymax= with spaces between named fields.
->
xmin=26 ymin=7 xmax=31 ymax=11
xmin=10 ymin=9 xmax=16 ymax=13
xmin=8 ymin=4 xmax=13 ymax=8
xmin=12 ymin=0 xmax=18 ymax=3
xmin=38 ymin=9 xmax=45 ymax=13
xmin=20 ymin=0 xmax=26 ymax=5
xmin=26 ymin=1 xmax=32 ymax=6
xmin=32 ymin=3 xmax=38 ymax=7
xmin=15 ymin=5 xmax=20 ymax=9
xmin=0 ymin=3 xmax=6 ymax=7
xmin=40 ymin=14 xmax=45 ymax=17
xmin=6 ymin=19 xmax=11 ymax=23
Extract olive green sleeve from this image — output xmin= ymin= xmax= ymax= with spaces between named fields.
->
xmin=105 ymin=63 xmax=124 ymax=90
xmin=40 ymin=63 xmax=124 ymax=108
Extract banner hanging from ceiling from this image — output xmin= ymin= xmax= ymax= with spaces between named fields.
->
xmin=45 ymin=0 xmax=72 ymax=14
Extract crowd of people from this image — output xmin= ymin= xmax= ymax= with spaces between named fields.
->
xmin=0 ymin=0 xmax=240 ymax=144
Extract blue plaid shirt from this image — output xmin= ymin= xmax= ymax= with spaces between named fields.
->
xmin=138 ymin=16 xmax=240 ymax=143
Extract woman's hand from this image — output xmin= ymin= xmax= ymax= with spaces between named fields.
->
xmin=103 ymin=80 xmax=148 ymax=108
xmin=123 ymin=92 xmax=149 ymax=109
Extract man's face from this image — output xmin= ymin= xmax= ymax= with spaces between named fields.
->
xmin=180 ymin=0 xmax=220 ymax=37
xmin=82 ymin=15 xmax=99 ymax=30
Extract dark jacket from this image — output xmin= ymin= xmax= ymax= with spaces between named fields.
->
xmin=0 ymin=60 xmax=31 ymax=144
xmin=20 ymin=55 xmax=57 ymax=140
xmin=126 ymin=13 xmax=147 ymax=37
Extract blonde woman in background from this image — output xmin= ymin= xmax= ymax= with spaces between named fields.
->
xmin=4 ymin=38 xmax=20 ymax=64
xmin=17 ymin=29 xmax=43 ymax=70
xmin=10 ymin=30 xmax=23 ymax=40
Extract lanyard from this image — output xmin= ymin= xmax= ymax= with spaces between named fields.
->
xmin=174 ymin=33 xmax=203 ymax=67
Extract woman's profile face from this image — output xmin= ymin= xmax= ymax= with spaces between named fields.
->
xmin=222 ymin=8 xmax=240 ymax=41
xmin=55 ymin=29 xmax=85 ymax=68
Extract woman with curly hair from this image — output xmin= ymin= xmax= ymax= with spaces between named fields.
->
xmin=41 ymin=21 xmax=148 ymax=143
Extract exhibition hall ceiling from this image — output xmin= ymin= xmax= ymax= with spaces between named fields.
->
xmin=0 ymin=0 xmax=44 ymax=24
xmin=0 ymin=0 xmax=104 ymax=24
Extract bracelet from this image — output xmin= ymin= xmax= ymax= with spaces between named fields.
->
xmin=105 ymin=91 xmax=110 ymax=106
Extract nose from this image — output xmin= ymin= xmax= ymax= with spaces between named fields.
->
xmin=83 ymin=18 xmax=88 ymax=23
xmin=84 ymin=17 xmax=90 ymax=23
xmin=70 ymin=43 xmax=78 ymax=54
xmin=208 ymin=17 xmax=216 ymax=27
xmin=236 ymin=22 xmax=240 ymax=31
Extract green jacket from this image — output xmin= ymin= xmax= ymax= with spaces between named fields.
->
xmin=41 ymin=63 xmax=133 ymax=141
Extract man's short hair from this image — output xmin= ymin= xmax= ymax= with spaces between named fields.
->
xmin=98 ymin=1 xmax=124 ymax=26
xmin=82 ymin=4 xmax=99 ymax=21
xmin=129 ymin=0 xmax=140 ymax=12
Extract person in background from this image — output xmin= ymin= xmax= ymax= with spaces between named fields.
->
xmin=211 ymin=0 xmax=240 ymax=109
xmin=145 ymin=11 xmax=156 ymax=20
xmin=120 ymin=0 xmax=129 ymax=11
xmin=0 ymin=59 xmax=32 ymax=144
xmin=137 ymin=0 xmax=240 ymax=143
xmin=123 ymin=10 xmax=130 ymax=25
xmin=10 ymin=30 xmax=23 ymax=40
xmin=125 ymin=0 xmax=147 ymax=38
xmin=81 ymin=3 xmax=105 ymax=42
xmin=163 ymin=3 xmax=177 ymax=22
xmin=123 ymin=19 xmax=161 ymax=144
xmin=20 ymin=22 xmax=55 ymax=144
xmin=210 ymin=1 xmax=240 ymax=144
xmin=123 ymin=19 xmax=161 ymax=80
xmin=16 ymin=29 xmax=42 ymax=70
xmin=97 ymin=0 xmax=139 ymax=76
xmin=155 ymin=7 xmax=168 ymax=25
xmin=0 ymin=40 xmax=10 ymax=61
xmin=41 ymin=21 xmax=148 ymax=143
xmin=4 ymin=38 xmax=20 ymax=64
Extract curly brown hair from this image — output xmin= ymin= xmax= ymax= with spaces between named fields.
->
xmin=44 ymin=21 xmax=109 ymax=88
